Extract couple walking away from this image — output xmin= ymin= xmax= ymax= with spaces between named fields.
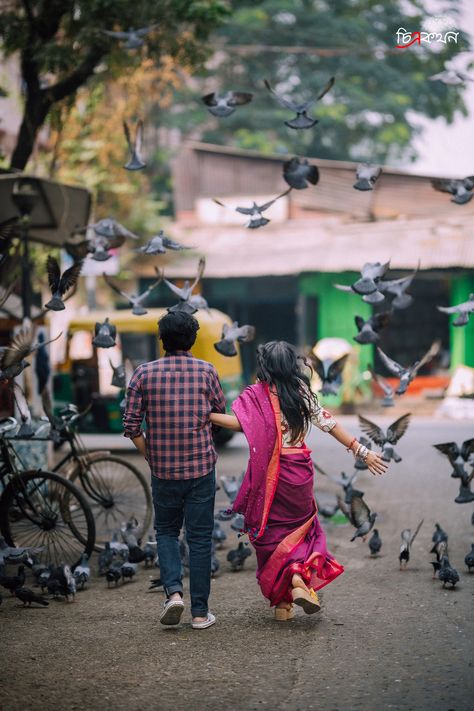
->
xmin=123 ymin=312 xmax=387 ymax=627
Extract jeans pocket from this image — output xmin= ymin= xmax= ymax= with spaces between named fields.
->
xmin=190 ymin=470 xmax=216 ymax=504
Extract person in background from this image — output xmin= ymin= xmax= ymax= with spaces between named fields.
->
xmin=123 ymin=311 xmax=225 ymax=629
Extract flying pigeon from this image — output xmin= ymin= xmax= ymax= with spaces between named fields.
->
xmin=0 ymin=537 xmax=43 ymax=566
xmin=378 ymin=267 xmax=418 ymax=309
xmin=438 ymin=555 xmax=459 ymax=588
xmin=431 ymin=176 xmax=474 ymax=204
xmin=213 ymin=189 xmax=291 ymax=229
xmin=429 ymin=68 xmax=474 ymax=85
xmin=353 ymin=164 xmax=382 ymax=191
xmin=0 ymin=216 xmax=19 ymax=255
xmin=376 ymin=341 xmax=440 ymax=395
xmin=34 ymin=331 xmax=51 ymax=393
xmin=227 ymin=541 xmax=252 ymax=571
xmin=367 ymin=365 xmax=394 ymax=407
xmin=15 ymin=587 xmax=49 ymax=607
xmin=0 ymin=326 xmax=61 ymax=382
xmin=454 ymin=468 xmax=474 ymax=504
xmin=67 ymin=224 xmax=133 ymax=262
xmin=433 ymin=439 xmax=474 ymax=477
xmin=201 ymin=90 xmax=253 ymax=117
xmin=282 ymin=157 xmax=319 ymax=190
xmin=214 ymin=321 xmax=256 ymax=357
xmin=92 ymin=317 xmax=117 ymax=348
xmin=161 ymin=258 xmax=207 ymax=314
xmin=349 ymin=493 xmax=377 ymax=542
xmin=368 ymin=529 xmax=382 ymax=556
xmin=309 ymin=352 xmax=349 ymax=396
xmin=135 ymin=231 xmax=191 ymax=254
xmin=88 ymin=218 xmax=138 ymax=241
xmin=358 ymin=413 xmax=410 ymax=462
xmin=103 ymin=272 xmax=161 ymax=315
xmin=437 ymin=294 xmax=474 ymax=327
xmin=334 ymin=261 xmax=390 ymax=303
xmin=45 ymin=256 xmax=83 ymax=311
xmin=353 ymin=312 xmax=390 ymax=344
xmin=399 ymin=519 xmax=424 ymax=569
xmin=264 ymin=76 xmax=335 ymax=129
xmin=123 ymin=119 xmax=146 ymax=171
xmin=103 ymin=25 xmax=158 ymax=49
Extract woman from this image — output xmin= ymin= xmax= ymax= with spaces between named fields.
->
xmin=210 ymin=341 xmax=387 ymax=621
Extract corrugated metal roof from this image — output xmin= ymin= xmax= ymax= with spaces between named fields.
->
xmin=136 ymin=215 xmax=474 ymax=278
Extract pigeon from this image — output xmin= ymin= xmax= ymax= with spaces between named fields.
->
xmin=35 ymin=332 xmax=51 ymax=393
xmin=0 ymin=565 xmax=26 ymax=595
xmin=105 ymin=566 xmax=122 ymax=587
xmin=148 ymin=577 xmax=163 ymax=591
xmin=211 ymin=542 xmax=220 ymax=577
xmin=121 ymin=561 xmax=138 ymax=582
xmin=0 ymin=537 xmax=43 ymax=566
xmin=376 ymin=341 xmax=440 ymax=395
xmin=454 ymin=469 xmax=474 ymax=504
xmin=212 ymin=521 xmax=227 ymax=549
xmin=430 ymin=560 xmax=441 ymax=579
xmin=109 ymin=532 xmax=129 ymax=560
xmin=161 ymin=258 xmax=206 ymax=314
xmin=45 ymin=256 xmax=83 ymax=311
xmin=230 ymin=513 xmax=246 ymax=533
xmin=282 ymin=157 xmax=319 ymax=190
xmin=92 ymin=318 xmax=117 ymax=349
xmin=368 ymin=529 xmax=382 ymax=556
xmin=219 ymin=475 xmax=243 ymax=505
xmin=215 ymin=508 xmax=235 ymax=522
xmin=367 ymin=365 xmax=394 ymax=407
xmin=309 ymin=352 xmax=349 ymax=396
xmin=353 ymin=312 xmax=391 ymax=344
xmin=123 ymin=119 xmax=146 ymax=171
xmin=264 ymin=76 xmax=335 ymax=129
xmin=353 ymin=164 xmax=382 ymax=191
xmin=98 ymin=543 xmax=114 ymax=576
xmin=135 ymin=231 xmax=191 ymax=255
xmin=73 ymin=554 xmax=90 ymax=591
xmin=0 ymin=216 xmax=19 ymax=255
xmin=87 ymin=218 xmax=138 ymax=242
xmin=143 ymin=537 xmax=156 ymax=568
xmin=47 ymin=564 xmax=76 ymax=601
xmin=11 ymin=382 xmax=34 ymax=437
xmin=429 ymin=68 xmax=474 ymax=85
xmin=438 ymin=555 xmax=459 ymax=588
xmin=214 ymin=322 xmax=256 ymax=357
xmin=0 ymin=326 xmax=61 ymax=382
xmin=349 ymin=494 xmax=377 ymax=542
xmin=334 ymin=261 xmax=390 ymax=303
xmin=431 ymin=523 xmax=448 ymax=547
xmin=213 ymin=189 xmax=291 ymax=229
xmin=317 ymin=466 xmax=362 ymax=504
xmin=67 ymin=231 xmax=124 ymax=262
xmin=227 ymin=541 xmax=252 ymax=571
xmin=201 ymin=90 xmax=253 ymax=117
xmin=399 ymin=519 xmax=424 ymax=569
xmin=316 ymin=498 xmax=340 ymax=518
xmin=378 ymin=267 xmax=418 ymax=309
xmin=358 ymin=413 xmax=410 ymax=462
xmin=433 ymin=439 xmax=474 ymax=478
xmin=15 ymin=587 xmax=49 ymax=607
xmin=353 ymin=436 xmax=374 ymax=470
xmin=103 ymin=25 xmax=158 ymax=49
xmin=464 ymin=544 xmax=474 ymax=572
xmin=431 ymin=176 xmax=474 ymax=205
xmin=37 ymin=565 xmax=54 ymax=591
xmin=437 ymin=294 xmax=474 ymax=327
xmin=103 ymin=272 xmax=161 ymax=316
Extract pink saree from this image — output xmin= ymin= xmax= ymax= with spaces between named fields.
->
xmin=232 ymin=382 xmax=344 ymax=607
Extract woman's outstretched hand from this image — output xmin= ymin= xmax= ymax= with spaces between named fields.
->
xmin=366 ymin=451 xmax=388 ymax=476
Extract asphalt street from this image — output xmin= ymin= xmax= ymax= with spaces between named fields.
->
xmin=1 ymin=417 xmax=473 ymax=711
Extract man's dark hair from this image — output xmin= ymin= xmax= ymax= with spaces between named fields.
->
xmin=158 ymin=311 xmax=200 ymax=352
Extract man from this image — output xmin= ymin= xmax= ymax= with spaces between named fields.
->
xmin=123 ymin=311 xmax=225 ymax=629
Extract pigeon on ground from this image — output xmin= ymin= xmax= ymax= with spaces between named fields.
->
xmin=0 ymin=538 xmax=43 ymax=566
xmin=334 ymin=261 xmax=390 ymax=303
xmin=399 ymin=519 xmax=424 ymax=569
xmin=282 ymin=157 xmax=319 ymax=190
xmin=367 ymin=365 xmax=394 ymax=407
xmin=227 ymin=542 xmax=252 ymax=571
xmin=368 ymin=529 xmax=382 ymax=557
xmin=349 ymin=494 xmax=377 ymax=542
xmin=148 ymin=577 xmax=163 ymax=591
xmin=215 ymin=508 xmax=235 ymax=522
xmin=431 ymin=176 xmax=474 ymax=205
xmin=430 ymin=560 xmax=441 ymax=578
xmin=15 ymin=587 xmax=49 ymax=607
xmin=103 ymin=272 xmax=161 ymax=316
xmin=214 ymin=189 xmax=291 ymax=229
xmin=143 ymin=537 xmax=156 ymax=568
xmin=92 ymin=318 xmax=117 ymax=348
xmin=12 ymin=382 xmax=34 ymax=437
xmin=429 ymin=68 xmax=474 ymax=85
xmin=214 ymin=322 xmax=256 ymax=357
xmin=201 ymin=90 xmax=253 ymax=117
xmin=353 ymin=312 xmax=391 ymax=344
xmin=438 ymin=555 xmax=459 ymax=588
xmin=103 ymin=25 xmax=158 ymax=49
xmin=73 ymin=554 xmax=90 ymax=591
xmin=378 ymin=267 xmax=418 ymax=309
xmin=98 ymin=542 xmax=114 ymax=576
xmin=309 ymin=352 xmax=349 ymax=396
xmin=121 ymin=562 xmax=138 ymax=582
xmin=162 ymin=258 xmax=207 ymax=314
xmin=212 ymin=521 xmax=227 ymax=549
xmin=464 ymin=544 xmax=474 ymax=572
xmin=123 ymin=119 xmax=146 ymax=171
xmin=220 ymin=474 xmax=244 ymax=505
xmin=47 ymin=564 xmax=76 ymax=601
xmin=353 ymin=164 xmax=382 ymax=191
xmin=135 ymin=231 xmax=191 ymax=255
xmin=317 ymin=498 xmax=340 ymax=518
xmin=109 ymin=533 xmax=129 ymax=560
xmin=0 ymin=565 xmax=26 ymax=595
xmin=437 ymin=294 xmax=474 ymax=327
xmin=376 ymin=341 xmax=440 ymax=395
xmin=264 ymin=76 xmax=335 ymax=129
xmin=431 ymin=523 xmax=448 ymax=547
xmin=0 ymin=326 xmax=61 ymax=382
xmin=37 ymin=565 xmax=54 ymax=592
xmin=358 ymin=413 xmax=410 ymax=462
xmin=105 ymin=566 xmax=122 ymax=587
xmin=45 ymin=256 xmax=83 ymax=311
xmin=230 ymin=513 xmax=246 ymax=533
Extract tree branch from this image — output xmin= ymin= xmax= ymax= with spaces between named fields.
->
xmin=47 ymin=44 xmax=107 ymax=103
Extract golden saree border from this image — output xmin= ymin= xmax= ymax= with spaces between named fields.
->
xmin=254 ymin=385 xmax=282 ymax=540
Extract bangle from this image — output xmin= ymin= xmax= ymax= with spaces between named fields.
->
xmin=346 ymin=437 xmax=357 ymax=452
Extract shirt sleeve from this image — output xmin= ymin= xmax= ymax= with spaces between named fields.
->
xmin=123 ymin=367 xmax=146 ymax=439
xmin=311 ymin=403 xmax=337 ymax=433
xmin=209 ymin=367 xmax=226 ymax=414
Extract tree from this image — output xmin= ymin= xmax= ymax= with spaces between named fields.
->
xmin=165 ymin=0 xmax=470 ymax=163
xmin=0 ymin=0 xmax=229 ymax=169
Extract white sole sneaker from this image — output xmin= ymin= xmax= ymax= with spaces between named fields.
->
xmin=191 ymin=612 xmax=216 ymax=630
xmin=160 ymin=599 xmax=184 ymax=626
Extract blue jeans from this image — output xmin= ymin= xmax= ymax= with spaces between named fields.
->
xmin=152 ymin=470 xmax=216 ymax=617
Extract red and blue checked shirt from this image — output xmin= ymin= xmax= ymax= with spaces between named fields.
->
xmin=123 ymin=351 xmax=226 ymax=479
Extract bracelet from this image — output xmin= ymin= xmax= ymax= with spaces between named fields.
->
xmin=357 ymin=445 xmax=370 ymax=462
xmin=346 ymin=437 xmax=357 ymax=452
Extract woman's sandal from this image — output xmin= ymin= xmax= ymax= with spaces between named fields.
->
xmin=291 ymin=587 xmax=321 ymax=614
xmin=274 ymin=604 xmax=294 ymax=621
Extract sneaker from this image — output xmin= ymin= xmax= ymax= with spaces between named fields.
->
xmin=191 ymin=612 xmax=216 ymax=630
xmin=160 ymin=598 xmax=184 ymax=626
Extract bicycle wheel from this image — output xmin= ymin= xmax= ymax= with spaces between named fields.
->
xmin=69 ymin=455 xmax=152 ymax=550
xmin=0 ymin=470 xmax=96 ymax=568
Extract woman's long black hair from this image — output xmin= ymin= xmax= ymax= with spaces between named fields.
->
xmin=256 ymin=341 xmax=318 ymax=445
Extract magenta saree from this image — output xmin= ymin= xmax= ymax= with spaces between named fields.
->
xmin=232 ymin=382 xmax=344 ymax=607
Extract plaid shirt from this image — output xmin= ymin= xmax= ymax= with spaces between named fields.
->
xmin=123 ymin=352 xmax=226 ymax=479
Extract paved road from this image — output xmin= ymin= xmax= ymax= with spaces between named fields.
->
xmin=2 ymin=418 xmax=473 ymax=711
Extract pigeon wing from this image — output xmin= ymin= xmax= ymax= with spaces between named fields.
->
xmin=103 ymin=30 xmax=130 ymax=38
xmin=437 ymin=304 xmax=460 ymax=314
xmin=354 ymin=315 xmax=366 ymax=331
xmin=411 ymin=340 xmax=441 ymax=376
xmin=46 ymin=256 xmax=61 ymax=293
xmin=386 ymin=413 xmax=411 ymax=444
xmin=376 ymin=347 xmax=404 ymax=377
xmin=227 ymin=91 xmax=253 ymax=106
xmin=367 ymin=365 xmax=392 ymax=395
xmin=431 ymin=179 xmax=456 ymax=195
xmin=334 ymin=283 xmax=353 ymax=293
xmin=190 ymin=257 xmax=206 ymax=292
xmin=201 ymin=92 xmax=218 ymax=107
xmin=236 ymin=325 xmax=256 ymax=343
xmin=103 ymin=273 xmax=130 ymax=301
xmin=135 ymin=119 xmax=144 ymax=154
xmin=59 ymin=260 xmax=83 ymax=295
xmin=123 ymin=120 xmax=133 ymax=152
xmin=358 ymin=415 xmax=386 ymax=446
xmin=258 ymin=188 xmax=292 ymax=212
xmin=2 ymin=327 xmax=34 ymax=367
xmin=433 ymin=441 xmax=459 ymax=465
xmin=371 ymin=311 xmax=391 ymax=331
xmin=162 ymin=277 xmax=186 ymax=299
xmin=461 ymin=438 xmax=474 ymax=461
xmin=350 ymin=494 xmax=371 ymax=528
xmin=327 ymin=353 xmax=349 ymax=382
xmin=308 ymin=352 xmax=325 ymax=381
xmin=316 ymin=76 xmax=335 ymax=101
xmin=263 ymin=79 xmax=298 ymax=111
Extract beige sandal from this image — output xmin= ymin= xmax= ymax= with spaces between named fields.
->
xmin=274 ymin=604 xmax=294 ymax=621
xmin=291 ymin=587 xmax=321 ymax=614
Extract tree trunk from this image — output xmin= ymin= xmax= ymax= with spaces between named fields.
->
xmin=10 ymin=95 xmax=51 ymax=171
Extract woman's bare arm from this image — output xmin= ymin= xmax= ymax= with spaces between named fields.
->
xmin=210 ymin=412 xmax=242 ymax=431
xmin=328 ymin=422 xmax=387 ymax=476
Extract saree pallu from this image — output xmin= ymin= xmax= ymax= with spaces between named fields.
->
xmin=254 ymin=447 xmax=344 ymax=607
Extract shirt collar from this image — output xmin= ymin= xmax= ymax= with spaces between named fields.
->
xmin=164 ymin=350 xmax=192 ymax=357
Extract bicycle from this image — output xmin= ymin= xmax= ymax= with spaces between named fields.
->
xmin=0 ymin=417 xmax=96 ymax=568
xmin=49 ymin=405 xmax=152 ymax=551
